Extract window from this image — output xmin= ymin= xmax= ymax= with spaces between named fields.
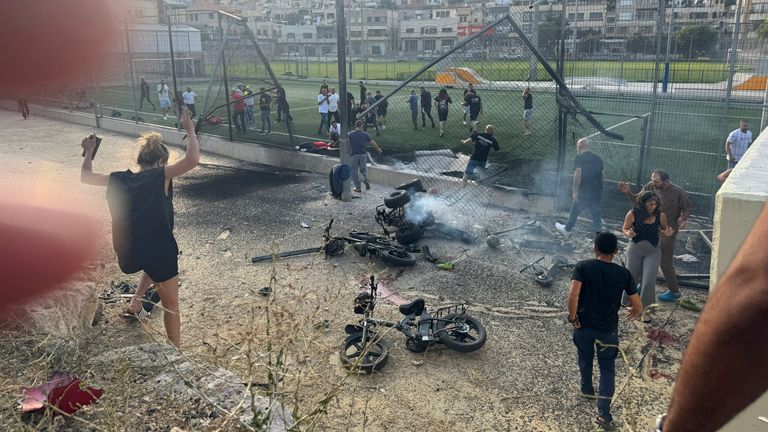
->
xmin=405 ymin=40 xmax=418 ymax=51
xmin=459 ymin=16 xmax=468 ymax=23
xmin=422 ymin=27 xmax=437 ymax=35
xmin=287 ymin=32 xmax=296 ymax=39
xmin=618 ymin=12 xmax=631 ymax=21
xmin=436 ymin=11 xmax=450 ymax=18
xmin=442 ymin=27 xmax=453 ymax=33
xmin=367 ymin=17 xmax=372 ymax=23
xmin=637 ymin=10 xmax=655 ymax=21
xmin=350 ymin=31 xmax=361 ymax=37
xmin=589 ymin=12 xmax=602 ymax=21
xmin=522 ymin=12 xmax=531 ymax=22
xmin=209 ymin=13 xmax=214 ymax=19
xmin=424 ymin=40 xmax=435 ymax=51
xmin=303 ymin=33 xmax=312 ymax=39
xmin=441 ymin=39 xmax=452 ymax=47
xmin=371 ymin=45 xmax=382 ymax=55
xmin=607 ymin=16 xmax=615 ymax=24
xmin=619 ymin=0 xmax=631 ymax=5
xmin=368 ymin=29 xmax=385 ymax=37
xmin=374 ymin=16 xmax=381 ymax=22
xmin=406 ymin=28 xmax=414 ymax=33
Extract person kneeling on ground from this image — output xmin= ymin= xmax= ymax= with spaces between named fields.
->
xmin=80 ymin=107 xmax=200 ymax=348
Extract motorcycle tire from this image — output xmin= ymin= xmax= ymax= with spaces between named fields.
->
xmin=435 ymin=313 xmax=487 ymax=353
xmin=534 ymin=274 xmax=554 ymax=287
xmin=349 ymin=231 xmax=390 ymax=244
xmin=406 ymin=337 xmax=430 ymax=353
xmin=395 ymin=225 xmax=423 ymax=245
xmin=384 ymin=190 xmax=410 ymax=209
xmin=339 ymin=332 xmax=389 ymax=373
xmin=379 ymin=248 xmax=417 ymax=267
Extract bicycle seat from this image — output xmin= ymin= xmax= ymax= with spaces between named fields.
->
xmin=399 ymin=298 xmax=425 ymax=316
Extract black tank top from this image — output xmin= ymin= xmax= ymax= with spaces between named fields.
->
xmin=107 ymin=167 xmax=177 ymax=263
xmin=632 ymin=212 xmax=660 ymax=247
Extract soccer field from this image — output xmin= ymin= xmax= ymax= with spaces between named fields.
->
xmin=89 ymin=79 xmax=760 ymax=196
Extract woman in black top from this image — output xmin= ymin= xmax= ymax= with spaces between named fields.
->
xmin=80 ymin=107 xmax=199 ymax=347
xmin=622 ymin=191 xmax=673 ymax=323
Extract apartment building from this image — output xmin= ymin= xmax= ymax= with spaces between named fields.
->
xmin=740 ymin=0 xmax=768 ymax=50
xmin=347 ymin=8 xmax=399 ymax=56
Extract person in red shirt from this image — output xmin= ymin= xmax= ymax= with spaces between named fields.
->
xmin=231 ymin=87 xmax=246 ymax=135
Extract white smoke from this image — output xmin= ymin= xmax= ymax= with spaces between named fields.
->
xmin=404 ymin=195 xmax=453 ymax=226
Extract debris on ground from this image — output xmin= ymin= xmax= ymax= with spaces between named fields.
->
xmin=674 ymin=254 xmax=699 ymax=263
xmin=437 ymin=262 xmax=455 ymax=271
xmin=21 ymin=372 xmax=104 ymax=415
xmin=421 ymin=245 xmax=438 ymax=262
xmin=678 ymin=298 xmax=702 ymax=312
xmin=300 ymin=221 xmax=311 ymax=228
xmin=216 ymin=229 xmax=231 ymax=241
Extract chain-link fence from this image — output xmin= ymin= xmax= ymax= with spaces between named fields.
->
xmin=17 ymin=4 xmax=768 ymax=223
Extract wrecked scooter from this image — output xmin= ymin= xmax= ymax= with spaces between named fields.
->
xmin=340 ymin=275 xmax=487 ymax=373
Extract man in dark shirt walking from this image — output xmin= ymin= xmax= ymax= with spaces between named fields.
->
xmin=557 ymin=138 xmax=604 ymax=237
xmin=568 ymin=232 xmax=642 ymax=430
xmin=359 ymin=81 xmax=367 ymax=107
xmin=258 ymin=87 xmax=272 ymax=135
xmin=463 ymin=90 xmax=482 ymax=133
xmin=348 ymin=120 xmax=382 ymax=193
xmin=420 ymin=87 xmax=435 ymax=128
xmin=460 ymin=124 xmax=499 ymax=186
xmin=139 ymin=77 xmax=156 ymax=110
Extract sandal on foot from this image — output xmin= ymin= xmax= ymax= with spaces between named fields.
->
xmin=596 ymin=416 xmax=618 ymax=430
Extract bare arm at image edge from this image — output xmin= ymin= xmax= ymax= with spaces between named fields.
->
xmin=664 ymin=200 xmax=768 ymax=431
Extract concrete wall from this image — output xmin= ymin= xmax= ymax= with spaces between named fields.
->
xmin=710 ymin=127 xmax=768 ymax=431
xmin=1 ymin=101 xmax=554 ymax=214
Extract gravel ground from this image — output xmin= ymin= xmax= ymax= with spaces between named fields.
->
xmin=0 ymin=108 xmax=710 ymax=431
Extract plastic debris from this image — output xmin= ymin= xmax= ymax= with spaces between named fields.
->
xmin=300 ymin=222 xmax=311 ymax=228
xmin=673 ymin=253 xmax=699 ymax=263
xmin=216 ymin=229 xmax=231 ymax=241
xmin=437 ymin=262 xmax=455 ymax=271
xmin=21 ymin=372 xmax=104 ymax=415
xmin=678 ymin=299 xmax=702 ymax=312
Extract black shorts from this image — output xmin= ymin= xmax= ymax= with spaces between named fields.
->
xmin=377 ymin=107 xmax=387 ymax=116
xmin=469 ymin=111 xmax=480 ymax=121
xmin=118 ymin=255 xmax=179 ymax=283
xmin=438 ymin=110 xmax=448 ymax=121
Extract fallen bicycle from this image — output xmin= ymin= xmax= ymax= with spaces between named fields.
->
xmin=250 ymin=219 xmax=416 ymax=267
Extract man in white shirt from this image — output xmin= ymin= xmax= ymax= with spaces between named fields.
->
xmin=182 ymin=86 xmax=197 ymax=117
xmin=317 ymin=87 xmax=330 ymax=135
xmin=328 ymin=87 xmax=340 ymax=124
xmin=157 ymin=79 xmax=171 ymax=120
xmin=725 ymin=119 xmax=752 ymax=169
xmin=329 ymin=120 xmax=341 ymax=147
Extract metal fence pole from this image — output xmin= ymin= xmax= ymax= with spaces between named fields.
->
xmin=218 ymin=13 xmax=234 ymax=141
xmin=125 ymin=23 xmax=139 ymax=124
xmin=167 ymin=9 xmax=180 ymax=130
xmin=336 ymin=0 xmax=351 ymax=202
xmin=724 ymin=0 xmax=743 ymax=111
xmin=639 ymin=0 xmax=666 ymax=182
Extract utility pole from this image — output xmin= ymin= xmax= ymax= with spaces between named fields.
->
xmin=528 ymin=0 xmax=544 ymax=81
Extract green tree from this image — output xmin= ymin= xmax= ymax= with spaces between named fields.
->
xmin=538 ymin=16 xmax=569 ymax=56
xmin=674 ymin=25 xmax=719 ymax=59
xmin=625 ymin=33 xmax=654 ymax=55
xmin=577 ymin=30 xmax=602 ymax=55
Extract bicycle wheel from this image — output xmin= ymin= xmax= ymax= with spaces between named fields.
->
xmin=395 ymin=225 xmax=423 ymax=245
xmin=339 ymin=332 xmax=389 ymax=373
xmin=349 ymin=231 xmax=390 ymax=244
xmin=435 ymin=313 xmax=487 ymax=353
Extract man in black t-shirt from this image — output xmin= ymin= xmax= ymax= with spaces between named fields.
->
xmin=568 ymin=232 xmax=641 ymax=429
xmin=460 ymin=124 xmax=499 ymax=186
xmin=139 ymin=78 xmax=156 ymax=110
xmin=374 ymin=90 xmax=388 ymax=130
xmin=461 ymin=83 xmax=475 ymax=125
xmin=556 ymin=138 xmax=604 ymax=237
xmin=258 ymin=87 xmax=272 ymax=135
xmin=463 ymin=90 xmax=482 ymax=133
xmin=359 ymin=81 xmax=367 ymax=106
xmin=420 ymin=87 xmax=435 ymax=128
xmin=523 ymin=87 xmax=533 ymax=135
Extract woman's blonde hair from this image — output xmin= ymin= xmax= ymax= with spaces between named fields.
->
xmin=136 ymin=132 xmax=169 ymax=168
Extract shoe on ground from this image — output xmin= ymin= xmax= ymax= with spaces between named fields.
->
xmin=382 ymin=125 xmax=386 ymax=130
xmin=163 ymin=115 xmax=168 ymax=120
xmin=579 ymin=389 xmax=596 ymax=399
xmin=364 ymin=180 xmax=370 ymax=190
xmin=658 ymin=290 xmax=681 ymax=302
xmin=596 ymin=416 xmax=618 ymax=431
xmin=463 ymin=120 xmax=467 ymax=125
xmin=555 ymin=223 xmax=571 ymax=237
xmin=440 ymin=131 xmax=444 ymax=137
xmin=352 ymin=188 xmax=362 ymax=193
